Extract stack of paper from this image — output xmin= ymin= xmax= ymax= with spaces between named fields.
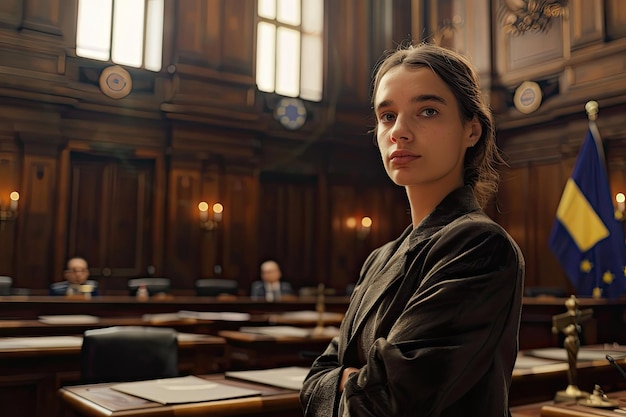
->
xmin=111 ymin=376 xmax=261 ymax=404
xmin=225 ymin=367 xmax=310 ymax=390
xmin=238 ymin=326 xmax=312 ymax=338
xmin=38 ymin=315 xmax=100 ymax=324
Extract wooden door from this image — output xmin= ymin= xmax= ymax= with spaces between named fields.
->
xmin=67 ymin=153 xmax=154 ymax=291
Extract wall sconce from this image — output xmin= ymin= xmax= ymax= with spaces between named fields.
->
xmin=615 ymin=193 xmax=625 ymax=221
xmin=346 ymin=216 xmax=372 ymax=240
xmin=199 ymin=201 xmax=223 ymax=231
xmin=0 ymin=191 xmax=19 ymax=222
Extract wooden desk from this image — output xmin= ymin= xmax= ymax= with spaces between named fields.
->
xmin=0 ymin=295 xmax=351 ymax=319
xmin=511 ymin=345 xmax=626 ymax=406
xmin=0 ymin=333 xmax=227 ymax=417
xmin=0 ymin=311 xmax=344 ymax=342
xmin=3 ymin=295 xmax=626 ymax=351
xmin=519 ymin=297 xmax=626 ymax=350
xmin=540 ymin=392 xmax=626 ymax=416
xmin=510 ymin=392 xmax=626 ymax=417
xmin=0 ymin=315 xmax=217 ymax=337
xmin=218 ymin=328 xmax=337 ymax=370
xmin=58 ymin=374 xmax=303 ymax=417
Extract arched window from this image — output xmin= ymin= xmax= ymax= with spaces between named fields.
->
xmin=256 ymin=0 xmax=324 ymax=102
xmin=76 ymin=0 xmax=164 ymax=72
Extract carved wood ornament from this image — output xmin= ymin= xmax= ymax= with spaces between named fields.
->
xmin=499 ymin=0 xmax=569 ymax=35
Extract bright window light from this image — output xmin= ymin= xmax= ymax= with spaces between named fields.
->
xmin=258 ymin=0 xmax=276 ymax=19
xmin=144 ymin=0 xmax=164 ymax=71
xmin=76 ymin=0 xmax=163 ymax=72
xmin=256 ymin=0 xmax=324 ymax=101
xmin=112 ymin=0 xmax=144 ymax=67
xmin=277 ymin=0 xmax=300 ymax=25
xmin=276 ymin=28 xmax=300 ymax=97
xmin=77 ymin=0 xmax=113 ymax=61
xmin=257 ymin=22 xmax=276 ymax=93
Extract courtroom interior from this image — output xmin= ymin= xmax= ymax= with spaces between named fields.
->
xmin=1 ymin=0 xmax=626 ymax=416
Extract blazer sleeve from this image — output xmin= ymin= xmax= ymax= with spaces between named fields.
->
xmin=300 ymin=336 xmax=344 ymax=417
xmin=300 ymin=246 xmax=387 ymax=417
xmin=341 ymin=222 xmax=524 ymax=416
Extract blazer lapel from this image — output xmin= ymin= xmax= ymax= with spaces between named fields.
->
xmin=344 ymin=226 xmax=413 ymax=344
xmin=341 ymin=186 xmax=481 ymax=358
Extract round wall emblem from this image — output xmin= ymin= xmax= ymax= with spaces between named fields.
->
xmin=513 ymin=81 xmax=542 ymax=114
xmin=275 ymin=98 xmax=307 ymax=130
xmin=99 ymin=65 xmax=132 ymax=99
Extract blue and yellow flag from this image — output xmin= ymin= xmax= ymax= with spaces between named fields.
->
xmin=548 ymin=127 xmax=626 ymax=298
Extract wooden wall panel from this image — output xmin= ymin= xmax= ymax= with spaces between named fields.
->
xmin=23 ymin=0 xmax=75 ymax=41
xmin=258 ymin=179 xmax=317 ymax=289
xmin=529 ymin=162 xmax=571 ymax=290
xmin=569 ymin=0 xmax=603 ymax=49
xmin=222 ymin=0 xmax=254 ymax=75
xmin=328 ymin=183 xmax=359 ymax=292
xmin=495 ymin=165 xmax=529 ymax=264
xmin=165 ymin=168 xmax=202 ymax=289
xmin=325 ymin=181 xmax=408 ymax=293
xmin=606 ymin=0 xmax=626 ymax=39
xmin=198 ymin=162 xmax=221 ymax=282
xmin=175 ymin=0 xmax=219 ymax=65
xmin=0 ymin=133 xmax=20 ymax=278
xmin=220 ymin=170 xmax=258 ymax=286
xmin=173 ymin=0 xmax=253 ymax=75
xmin=327 ymin=0 xmax=372 ymax=106
xmin=0 ymin=0 xmax=22 ymax=29
xmin=15 ymin=154 xmax=58 ymax=290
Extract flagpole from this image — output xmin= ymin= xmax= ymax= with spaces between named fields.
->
xmin=585 ymin=100 xmax=606 ymax=168
xmin=585 ymin=100 xmax=598 ymax=121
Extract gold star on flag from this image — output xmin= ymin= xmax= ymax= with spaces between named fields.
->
xmin=580 ymin=259 xmax=592 ymax=273
xmin=603 ymin=271 xmax=614 ymax=284
xmin=592 ymin=287 xmax=602 ymax=298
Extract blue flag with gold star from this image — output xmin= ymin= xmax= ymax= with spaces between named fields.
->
xmin=548 ymin=126 xmax=626 ymax=298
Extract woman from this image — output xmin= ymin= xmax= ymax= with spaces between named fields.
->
xmin=300 ymin=43 xmax=525 ymax=417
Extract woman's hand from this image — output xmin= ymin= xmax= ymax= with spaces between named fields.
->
xmin=339 ymin=367 xmax=359 ymax=393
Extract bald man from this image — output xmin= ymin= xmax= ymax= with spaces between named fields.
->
xmin=250 ymin=260 xmax=294 ymax=301
xmin=50 ymin=257 xmax=99 ymax=296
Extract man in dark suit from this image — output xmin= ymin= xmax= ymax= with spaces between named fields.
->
xmin=50 ymin=256 xmax=99 ymax=296
xmin=250 ymin=260 xmax=294 ymax=301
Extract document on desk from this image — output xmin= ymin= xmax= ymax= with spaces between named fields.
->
xmin=178 ymin=310 xmax=251 ymax=321
xmin=38 ymin=315 xmax=100 ymax=324
xmin=238 ymin=326 xmax=312 ymax=338
xmin=111 ymin=376 xmax=261 ymax=404
xmin=226 ymin=366 xmax=310 ymax=390
xmin=0 ymin=336 xmax=83 ymax=349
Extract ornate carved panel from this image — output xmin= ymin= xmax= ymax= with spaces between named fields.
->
xmin=569 ymin=0 xmax=603 ymax=49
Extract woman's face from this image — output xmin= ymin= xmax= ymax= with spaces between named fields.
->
xmin=374 ymin=65 xmax=480 ymax=194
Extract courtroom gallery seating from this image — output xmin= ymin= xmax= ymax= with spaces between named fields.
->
xmin=128 ymin=277 xmax=171 ymax=296
xmin=80 ymin=326 xmax=179 ymax=383
xmin=195 ymin=278 xmax=239 ymax=296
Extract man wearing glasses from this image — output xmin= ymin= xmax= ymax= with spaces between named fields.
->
xmin=50 ymin=257 xmax=99 ymax=296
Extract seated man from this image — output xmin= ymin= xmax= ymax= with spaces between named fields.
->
xmin=250 ymin=260 xmax=294 ymax=301
xmin=50 ymin=256 xmax=99 ymax=296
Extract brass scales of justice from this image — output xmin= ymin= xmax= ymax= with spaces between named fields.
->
xmin=551 ymin=295 xmax=620 ymax=408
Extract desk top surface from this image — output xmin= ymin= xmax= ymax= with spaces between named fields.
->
xmin=59 ymin=373 xmax=300 ymax=417
xmin=0 ymin=332 xmax=225 ymax=354
xmin=510 ymin=391 xmax=626 ymax=417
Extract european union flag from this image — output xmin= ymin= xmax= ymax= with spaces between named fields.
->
xmin=548 ymin=126 xmax=626 ymax=298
